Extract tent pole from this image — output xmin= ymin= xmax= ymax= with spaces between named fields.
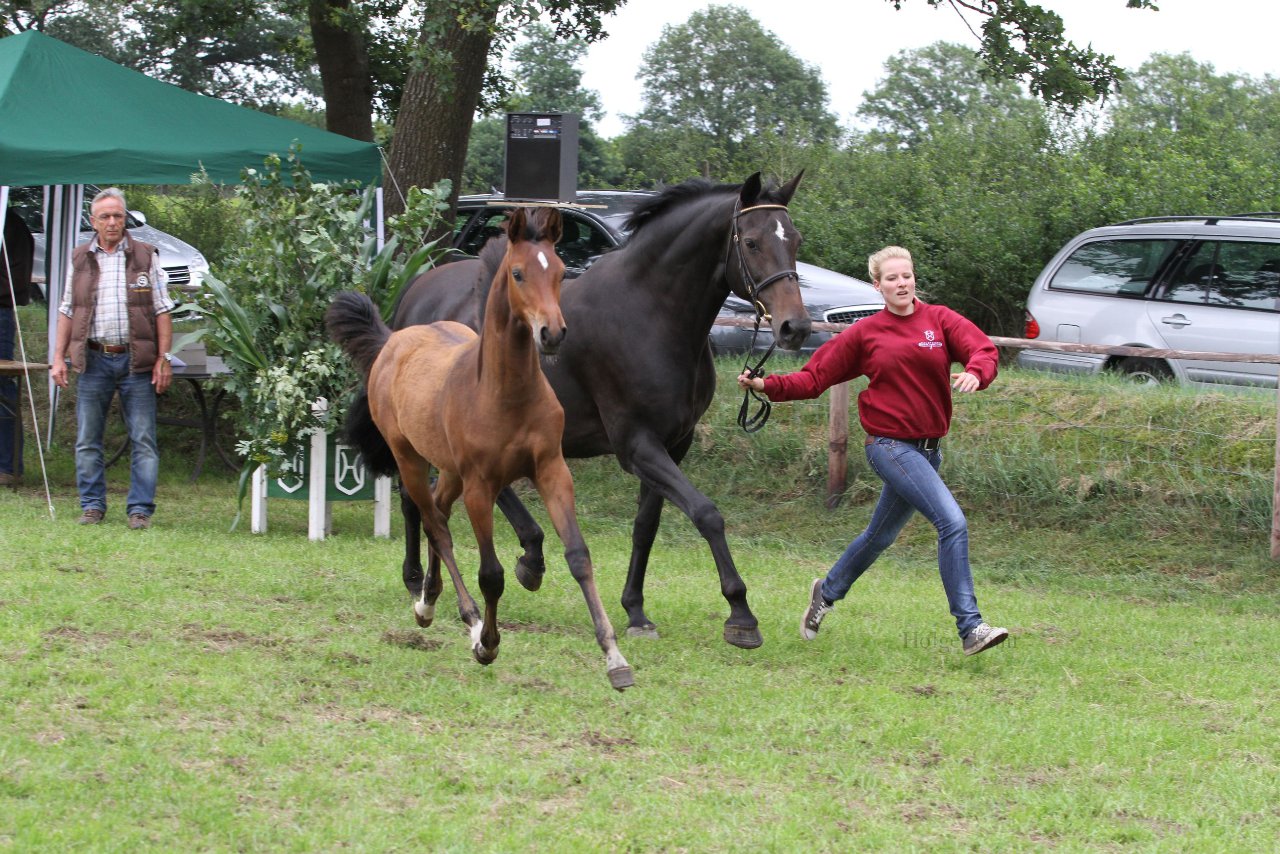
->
xmin=44 ymin=184 xmax=84 ymax=446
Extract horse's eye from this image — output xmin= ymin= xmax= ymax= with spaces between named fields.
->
xmin=512 ymin=268 xmax=524 ymax=283
xmin=744 ymin=238 xmax=758 ymax=251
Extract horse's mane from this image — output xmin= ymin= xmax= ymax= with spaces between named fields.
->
xmin=623 ymin=176 xmax=791 ymax=236
xmin=625 ymin=180 xmax=731 ymax=235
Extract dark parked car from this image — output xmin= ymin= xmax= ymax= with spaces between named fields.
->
xmin=452 ymin=191 xmax=883 ymax=355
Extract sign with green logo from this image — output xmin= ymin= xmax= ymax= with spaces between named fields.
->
xmin=266 ymin=439 xmax=376 ymax=501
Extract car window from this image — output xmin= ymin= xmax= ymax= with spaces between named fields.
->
xmin=1207 ymin=242 xmax=1280 ymax=311
xmin=1161 ymin=242 xmax=1218 ymax=303
xmin=558 ymin=215 xmax=614 ymax=271
xmin=1050 ymin=239 xmax=1177 ymax=296
xmin=457 ymin=211 xmax=508 ymax=257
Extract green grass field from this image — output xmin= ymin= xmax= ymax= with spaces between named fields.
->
xmin=3 ymin=347 xmax=1278 ymax=851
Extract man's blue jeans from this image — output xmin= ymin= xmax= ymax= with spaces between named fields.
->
xmin=75 ymin=350 xmax=159 ymax=517
xmin=0 ymin=307 xmax=19 ymax=476
xmin=821 ymin=436 xmax=983 ymax=638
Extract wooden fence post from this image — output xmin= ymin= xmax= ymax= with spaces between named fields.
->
xmin=826 ymin=381 xmax=850 ymax=509
xmin=1272 ymin=382 xmax=1280 ymax=559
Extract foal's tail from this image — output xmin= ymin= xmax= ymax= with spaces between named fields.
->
xmin=326 ymin=291 xmax=391 ymax=380
xmin=326 ymin=292 xmax=398 ymax=477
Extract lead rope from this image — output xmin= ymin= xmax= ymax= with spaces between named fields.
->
xmin=729 ymin=202 xmax=794 ymax=434
xmin=737 ymin=324 xmax=775 ymax=433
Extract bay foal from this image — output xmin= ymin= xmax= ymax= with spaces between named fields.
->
xmin=327 ymin=207 xmax=632 ymax=690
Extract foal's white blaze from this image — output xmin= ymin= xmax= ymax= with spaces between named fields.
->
xmin=537 ymin=250 xmax=549 ymax=270
xmin=774 ymin=217 xmax=787 ymax=243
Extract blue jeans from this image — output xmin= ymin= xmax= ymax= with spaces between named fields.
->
xmin=75 ymin=350 xmax=159 ymax=517
xmin=821 ymin=437 xmax=983 ymax=638
xmin=0 ymin=307 xmax=19 ymax=476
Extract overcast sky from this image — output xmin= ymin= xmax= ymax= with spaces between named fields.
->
xmin=572 ymin=0 xmax=1279 ymax=138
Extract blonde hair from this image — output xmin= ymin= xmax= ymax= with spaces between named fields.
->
xmin=868 ymin=245 xmax=912 ymax=282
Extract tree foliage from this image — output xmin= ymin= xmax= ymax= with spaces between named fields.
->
xmin=858 ymin=40 xmax=1038 ymax=144
xmin=890 ymin=0 xmax=1159 ymax=108
xmin=623 ymin=4 xmax=837 ymax=182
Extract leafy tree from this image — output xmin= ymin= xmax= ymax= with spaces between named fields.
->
xmin=623 ymin=4 xmax=838 ymax=182
xmin=888 ymin=0 xmax=1159 ymax=108
xmin=3 ymin=0 xmax=317 ymax=108
xmin=858 ymin=40 xmax=1038 ymax=144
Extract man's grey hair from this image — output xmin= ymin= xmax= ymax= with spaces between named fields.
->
xmin=91 ymin=187 xmax=127 ymax=212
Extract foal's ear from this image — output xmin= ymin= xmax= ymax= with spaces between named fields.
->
xmin=740 ymin=172 xmax=763 ymax=205
xmin=542 ymin=208 xmax=563 ymax=246
xmin=778 ymin=170 xmax=805 ymax=205
xmin=506 ymin=207 xmax=529 ymax=244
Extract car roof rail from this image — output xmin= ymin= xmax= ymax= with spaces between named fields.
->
xmin=1112 ymin=213 xmax=1280 ymax=226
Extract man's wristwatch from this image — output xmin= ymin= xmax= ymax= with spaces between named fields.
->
xmin=162 ymin=352 xmax=174 ymax=364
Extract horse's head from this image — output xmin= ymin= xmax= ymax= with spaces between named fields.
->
xmin=728 ymin=171 xmax=812 ymax=351
xmin=504 ymin=206 xmax=568 ymax=355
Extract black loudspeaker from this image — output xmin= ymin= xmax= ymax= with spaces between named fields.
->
xmin=503 ymin=112 xmax=578 ymax=202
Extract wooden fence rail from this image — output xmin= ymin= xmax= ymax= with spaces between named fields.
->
xmin=712 ymin=317 xmax=1280 ymax=558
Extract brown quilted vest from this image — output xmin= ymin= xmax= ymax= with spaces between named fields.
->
xmin=66 ymin=235 xmax=161 ymax=373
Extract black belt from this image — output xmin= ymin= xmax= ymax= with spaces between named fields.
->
xmin=866 ymin=435 xmax=941 ymax=452
xmin=87 ymin=340 xmax=128 ymax=354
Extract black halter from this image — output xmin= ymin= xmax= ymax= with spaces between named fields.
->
xmin=728 ymin=201 xmax=798 ymax=433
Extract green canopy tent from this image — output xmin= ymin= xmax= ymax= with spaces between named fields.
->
xmin=0 ymin=29 xmax=382 ymax=446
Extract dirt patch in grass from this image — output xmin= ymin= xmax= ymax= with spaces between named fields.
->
xmin=381 ymin=629 xmax=444 ymax=651
xmin=179 ymin=625 xmax=292 ymax=653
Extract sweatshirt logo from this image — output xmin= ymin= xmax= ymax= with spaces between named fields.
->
xmin=918 ymin=329 xmax=943 ymax=349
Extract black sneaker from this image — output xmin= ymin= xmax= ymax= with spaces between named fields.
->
xmin=963 ymin=623 xmax=1009 ymax=656
xmin=800 ymin=577 xmax=833 ymax=641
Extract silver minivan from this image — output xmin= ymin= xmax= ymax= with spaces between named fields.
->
xmin=1018 ymin=215 xmax=1280 ymax=388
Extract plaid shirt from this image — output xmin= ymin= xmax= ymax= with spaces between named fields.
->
xmin=59 ymin=234 xmax=175 ymax=345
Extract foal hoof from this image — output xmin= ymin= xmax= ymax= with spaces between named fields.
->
xmin=514 ymin=556 xmax=544 ymax=592
xmin=724 ymin=623 xmax=763 ymax=649
xmin=413 ymin=600 xmax=435 ymax=628
xmin=607 ymin=666 xmax=635 ymax=692
xmin=626 ymin=624 xmax=659 ymax=640
xmin=472 ymin=643 xmax=499 ymax=666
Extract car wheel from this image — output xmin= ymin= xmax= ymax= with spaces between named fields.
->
xmin=1113 ymin=356 xmax=1173 ymax=386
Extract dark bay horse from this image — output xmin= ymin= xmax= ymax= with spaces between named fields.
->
xmin=361 ymin=172 xmax=811 ymax=650
xmin=327 ymin=207 xmax=633 ymax=691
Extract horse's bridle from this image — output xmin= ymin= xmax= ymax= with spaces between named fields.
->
xmin=726 ymin=200 xmax=800 ymax=433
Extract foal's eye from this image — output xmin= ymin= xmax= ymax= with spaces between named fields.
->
xmin=744 ymin=238 xmax=758 ymax=251
xmin=511 ymin=268 xmax=524 ymax=283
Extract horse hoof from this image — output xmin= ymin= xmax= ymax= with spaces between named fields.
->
xmin=473 ymin=644 xmax=499 ymax=666
xmin=626 ymin=624 xmax=659 ymax=640
xmin=608 ymin=666 xmax=635 ymax=692
xmin=514 ymin=556 xmax=544 ymax=592
xmin=413 ymin=600 xmax=435 ymax=628
xmin=724 ymin=624 xmax=763 ymax=649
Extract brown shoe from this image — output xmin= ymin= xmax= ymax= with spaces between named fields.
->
xmin=79 ymin=508 xmax=105 ymax=525
xmin=128 ymin=513 xmax=152 ymax=530
xmin=0 ymin=472 xmax=17 ymax=487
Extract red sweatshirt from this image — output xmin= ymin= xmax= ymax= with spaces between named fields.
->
xmin=762 ymin=300 xmax=998 ymax=440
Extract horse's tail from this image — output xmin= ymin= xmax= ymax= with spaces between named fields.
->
xmin=326 ymin=292 xmax=398 ymax=477
xmin=342 ymin=388 xmax=397 ymax=476
xmin=326 ymin=291 xmax=391 ymax=380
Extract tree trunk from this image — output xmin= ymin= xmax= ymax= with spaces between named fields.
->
xmin=381 ymin=3 xmax=498 ymax=219
xmin=308 ymin=0 xmax=375 ymax=142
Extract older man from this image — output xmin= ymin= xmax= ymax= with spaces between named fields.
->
xmin=51 ymin=188 xmax=175 ymax=528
